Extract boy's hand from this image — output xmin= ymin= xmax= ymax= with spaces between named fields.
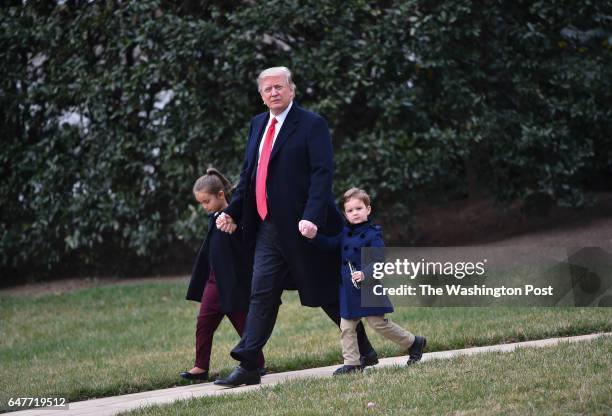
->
xmin=351 ymin=271 xmax=365 ymax=283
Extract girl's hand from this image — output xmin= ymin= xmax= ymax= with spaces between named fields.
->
xmin=351 ymin=271 xmax=364 ymax=283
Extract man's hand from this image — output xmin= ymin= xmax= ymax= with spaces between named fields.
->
xmin=216 ymin=212 xmax=237 ymax=234
xmin=298 ymin=219 xmax=318 ymax=239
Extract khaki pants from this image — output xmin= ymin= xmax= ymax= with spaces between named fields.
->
xmin=340 ymin=316 xmax=415 ymax=365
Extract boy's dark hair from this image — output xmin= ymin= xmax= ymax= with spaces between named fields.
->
xmin=193 ymin=167 xmax=232 ymax=203
xmin=342 ymin=187 xmax=371 ymax=210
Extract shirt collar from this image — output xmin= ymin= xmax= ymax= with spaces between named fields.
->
xmin=269 ymin=101 xmax=293 ymax=125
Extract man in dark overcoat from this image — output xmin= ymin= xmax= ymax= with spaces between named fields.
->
xmin=214 ymin=66 xmax=376 ymax=386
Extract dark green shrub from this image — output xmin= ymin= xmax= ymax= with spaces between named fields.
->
xmin=1 ymin=0 xmax=610 ymax=283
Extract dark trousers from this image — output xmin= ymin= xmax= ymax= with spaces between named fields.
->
xmin=230 ymin=220 xmax=374 ymax=370
xmin=196 ymin=275 xmax=264 ymax=370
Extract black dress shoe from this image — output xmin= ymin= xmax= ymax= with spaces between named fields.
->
xmin=333 ymin=365 xmax=362 ymax=375
xmin=214 ymin=366 xmax=261 ymax=387
xmin=407 ymin=335 xmax=427 ymax=365
xmin=258 ymin=367 xmax=267 ymax=377
xmin=179 ymin=370 xmax=209 ymax=381
xmin=360 ymin=350 xmax=379 ymax=368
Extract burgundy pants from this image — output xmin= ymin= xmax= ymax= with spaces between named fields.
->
xmin=195 ymin=273 xmax=265 ymax=370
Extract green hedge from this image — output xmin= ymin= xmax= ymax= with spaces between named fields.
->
xmin=1 ymin=0 xmax=611 ymax=283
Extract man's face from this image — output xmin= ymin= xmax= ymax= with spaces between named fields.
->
xmin=259 ymin=75 xmax=294 ymax=115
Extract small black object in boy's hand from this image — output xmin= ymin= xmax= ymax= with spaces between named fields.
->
xmin=348 ymin=262 xmax=361 ymax=289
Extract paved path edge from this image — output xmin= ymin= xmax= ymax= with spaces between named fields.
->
xmin=7 ymin=332 xmax=612 ymax=416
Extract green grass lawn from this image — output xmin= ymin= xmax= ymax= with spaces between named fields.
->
xmin=0 ymin=279 xmax=610 ymax=411
xmin=122 ymin=337 xmax=612 ymax=416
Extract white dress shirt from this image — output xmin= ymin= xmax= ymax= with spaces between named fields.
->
xmin=257 ymin=101 xmax=293 ymax=163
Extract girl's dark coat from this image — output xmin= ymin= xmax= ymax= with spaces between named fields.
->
xmin=185 ymin=213 xmax=253 ymax=313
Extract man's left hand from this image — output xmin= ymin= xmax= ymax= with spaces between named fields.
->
xmin=298 ymin=220 xmax=318 ymax=239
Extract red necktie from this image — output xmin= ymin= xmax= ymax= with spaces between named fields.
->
xmin=256 ymin=117 xmax=277 ymax=220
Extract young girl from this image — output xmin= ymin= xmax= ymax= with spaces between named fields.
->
xmin=181 ymin=167 xmax=264 ymax=381
xmin=311 ymin=187 xmax=426 ymax=375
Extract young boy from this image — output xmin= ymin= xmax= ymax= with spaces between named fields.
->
xmin=310 ymin=187 xmax=426 ymax=374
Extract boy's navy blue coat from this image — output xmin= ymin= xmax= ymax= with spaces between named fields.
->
xmin=185 ymin=213 xmax=253 ymax=313
xmin=314 ymin=220 xmax=393 ymax=319
xmin=224 ymin=103 xmax=343 ymax=307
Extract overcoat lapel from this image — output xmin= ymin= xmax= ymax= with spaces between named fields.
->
xmin=269 ymin=106 xmax=299 ymax=162
xmin=250 ymin=115 xmax=269 ymax=164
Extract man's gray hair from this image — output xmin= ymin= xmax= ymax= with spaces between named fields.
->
xmin=257 ymin=66 xmax=296 ymax=92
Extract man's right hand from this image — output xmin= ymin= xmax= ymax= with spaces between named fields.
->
xmin=216 ymin=212 xmax=237 ymax=234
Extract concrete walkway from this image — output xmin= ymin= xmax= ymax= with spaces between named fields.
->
xmin=8 ymin=332 xmax=611 ymax=416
